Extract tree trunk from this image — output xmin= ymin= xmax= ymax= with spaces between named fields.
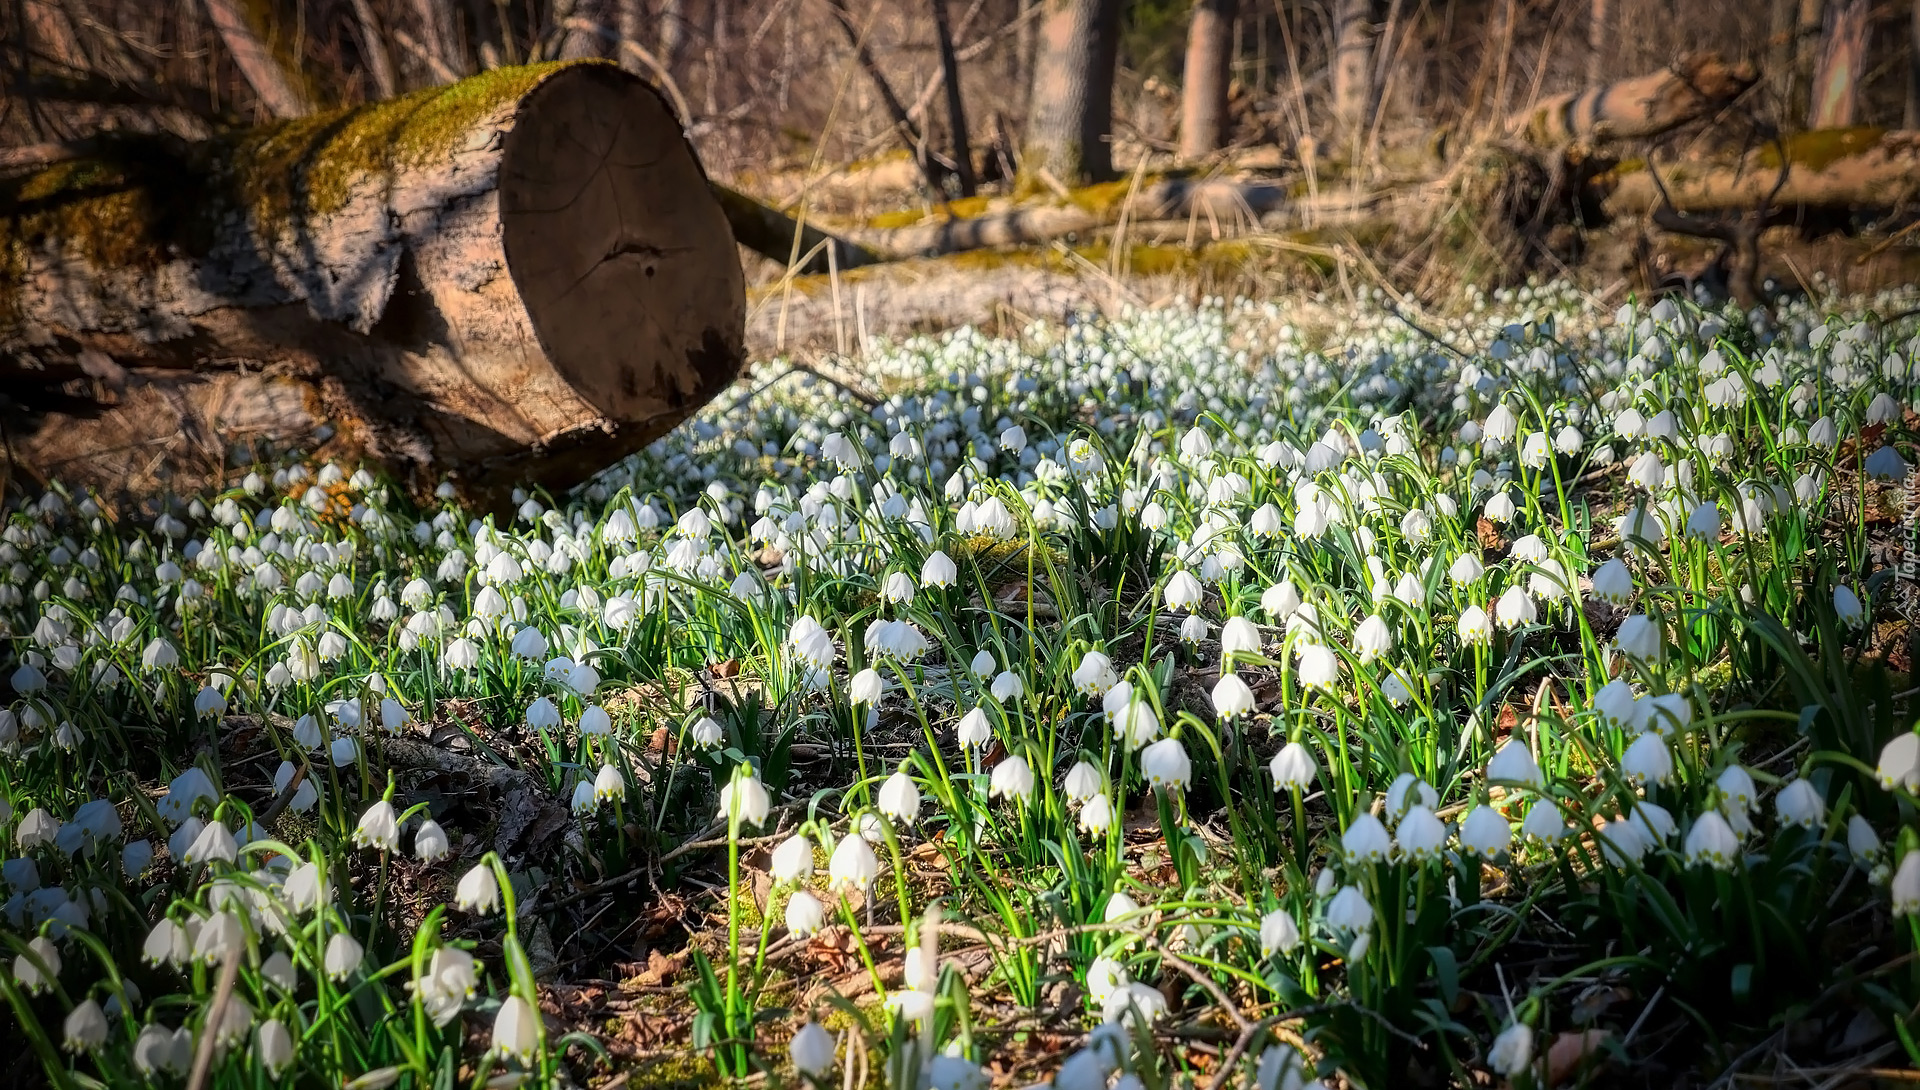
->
xmin=1178 ymin=0 xmax=1236 ymax=160
xmin=0 ymin=62 xmax=744 ymax=508
xmin=560 ymin=0 xmax=616 ymax=58
xmin=930 ymin=0 xmax=978 ymax=196
xmin=1808 ymin=0 xmax=1866 ymax=129
xmin=348 ymin=0 xmax=401 ymax=99
xmin=617 ymin=0 xmax=646 ymax=75
xmin=824 ymin=0 xmax=954 ymax=195
xmin=1507 ymin=53 xmax=1758 ymax=148
xmin=659 ymin=0 xmax=685 ymax=68
xmin=1586 ymin=0 xmax=1607 ymax=87
xmin=1793 ymin=0 xmax=1826 ymax=121
xmin=201 ymin=0 xmax=311 ymax=118
xmin=1909 ymin=0 xmax=1920 ymax=128
xmin=1330 ymin=0 xmax=1375 ymax=149
xmin=1017 ymin=0 xmax=1120 ymax=189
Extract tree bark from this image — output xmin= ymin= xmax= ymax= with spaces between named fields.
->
xmin=1178 ymin=0 xmax=1236 ymax=160
xmin=1507 ymin=53 xmax=1758 ymax=148
xmin=1808 ymin=0 xmax=1866 ymax=129
xmin=1017 ymin=0 xmax=1120 ymax=189
xmin=1330 ymin=0 xmax=1375 ymax=149
xmin=658 ymin=0 xmax=685 ymax=68
xmin=1792 ymin=0 xmax=1826 ymax=121
xmin=1586 ymin=0 xmax=1607 ymax=87
xmin=1599 ymin=129 xmax=1920 ymax=216
xmin=348 ymin=0 xmax=401 ymax=99
xmin=617 ymin=0 xmax=646 ymax=75
xmin=0 ymin=62 xmax=744 ymax=508
xmin=1909 ymin=0 xmax=1920 ymax=129
xmin=200 ymin=0 xmax=311 ymax=118
xmin=930 ymin=0 xmax=978 ymax=196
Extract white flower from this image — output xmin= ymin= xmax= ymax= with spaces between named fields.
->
xmin=489 ymin=995 xmax=539 ymax=1061
xmin=184 ymin=820 xmax=239 ymax=866
xmin=1494 ymin=585 xmax=1536 ymax=629
xmin=1211 ymin=672 xmax=1255 ymax=718
xmin=1260 ymin=580 xmax=1302 ymax=620
xmin=1220 ymin=616 xmax=1263 ymax=657
xmin=1101 ymin=981 xmax=1167 ymax=1028
xmin=1614 ymin=613 xmax=1663 ymax=663
xmin=990 ymin=670 xmax=1024 ymax=702
xmin=1848 ymin=814 xmax=1883 ymax=863
xmin=256 ymin=1018 xmax=294 ymax=1076
xmin=456 ymin=864 xmax=501 ymax=914
xmin=1269 ymin=742 xmax=1316 ymax=790
xmin=1326 ymin=885 xmax=1373 ymax=932
xmin=956 ymin=707 xmax=993 ymax=749
xmin=920 ymin=550 xmax=957 ymax=588
xmin=719 ymin=771 xmax=772 ymax=830
xmin=1684 ymin=810 xmax=1741 ymax=869
xmin=1879 ymin=732 xmax=1920 ymax=792
xmin=1716 ymin=764 xmax=1758 ymax=814
xmin=1489 ymin=1023 xmax=1533 ymax=1077
xmin=1259 ymin=909 xmax=1301 ymax=957
xmin=1164 ymin=570 xmax=1204 ymax=612
xmin=1064 ymin=761 xmax=1104 ymax=803
xmin=1591 ymin=558 xmax=1633 ymax=604
xmin=1866 ymin=446 xmax=1910 ymax=480
xmin=1352 ymin=614 xmax=1392 ymax=663
xmin=789 ymin=1021 xmax=836 ymax=1078
xmin=1459 ymin=805 xmax=1510 ymax=856
xmin=1395 ymin=805 xmax=1447 ymax=860
xmin=63 ymin=999 xmax=107 ymax=1052
xmin=829 ymin=832 xmax=879 ymax=891
xmin=1622 ymin=733 xmax=1673 ymax=785
xmin=690 ymin=716 xmax=724 ymax=748
xmin=881 ymin=571 xmax=916 ymax=605
xmin=324 ymin=932 xmax=364 ymax=980
xmin=877 ymin=769 xmax=920 ymax=824
xmin=1342 ymin=812 xmax=1391 ymax=863
xmin=1775 ymin=779 xmax=1825 ymax=830
xmin=1073 ymin=651 xmax=1119 ymax=696
xmin=1487 ymin=740 xmax=1542 ymax=789
xmin=1296 ymin=644 xmax=1339 ymax=689
xmin=990 ymin=755 xmax=1035 ymax=801
xmin=784 ymin=889 xmax=826 ymax=936
xmin=1456 ymin=605 xmax=1492 ymax=645
xmin=1140 ymin=737 xmax=1191 ymax=792
xmin=353 ymin=801 xmax=400 ymax=852
xmin=1835 ymin=585 xmax=1867 ymax=627
xmin=414 ymin=819 xmax=450 ymax=863
xmin=1522 ymin=799 xmax=1570 ymax=843
xmin=1894 ymin=850 xmax=1920 ymax=915
xmin=1079 ymin=794 xmax=1115 ymax=836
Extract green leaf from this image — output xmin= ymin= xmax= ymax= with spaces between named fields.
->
xmin=1427 ymin=945 xmax=1460 ymax=1005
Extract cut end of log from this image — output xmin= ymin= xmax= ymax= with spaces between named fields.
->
xmin=500 ymin=64 xmax=744 ymax=441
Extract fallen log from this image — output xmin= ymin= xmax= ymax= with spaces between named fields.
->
xmin=1599 ymin=128 xmax=1920 ymax=215
xmin=848 ymin=177 xmax=1289 ymax=258
xmin=0 ymin=61 xmax=745 ymax=508
xmin=1508 ymin=53 xmax=1757 ymax=148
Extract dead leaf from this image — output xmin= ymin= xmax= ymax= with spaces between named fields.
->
xmin=710 ymin=659 xmax=741 ymax=679
xmin=630 ymin=947 xmax=686 ymax=987
xmin=647 ymin=726 xmax=677 ymax=756
xmin=807 ymin=929 xmax=864 ymax=975
xmin=1546 ymin=1029 xmax=1611 ymax=1084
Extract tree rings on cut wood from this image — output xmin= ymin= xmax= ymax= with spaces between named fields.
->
xmin=0 ymin=61 xmax=744 ymax=509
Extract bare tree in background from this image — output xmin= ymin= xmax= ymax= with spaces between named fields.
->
xmin=1807 ymin=0 xmax=1865 ymax=128
xmin=1018 ymin=0 xmax=1120 ymax=189
xmin=1587 ymin=0 xmax=1608 ymax=86
xmin=1178 ymin=0 xmax=1235 ymax=160
xmin=1909 ymin=0 xmax=1920 ymax=127
xmin=930 ymin=0 xmax=978 ymax=195
xmin=1331 ymin=0 xmax=1376 ymax=150
xmin=200 ymin=0 xmax=310 ymax=117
